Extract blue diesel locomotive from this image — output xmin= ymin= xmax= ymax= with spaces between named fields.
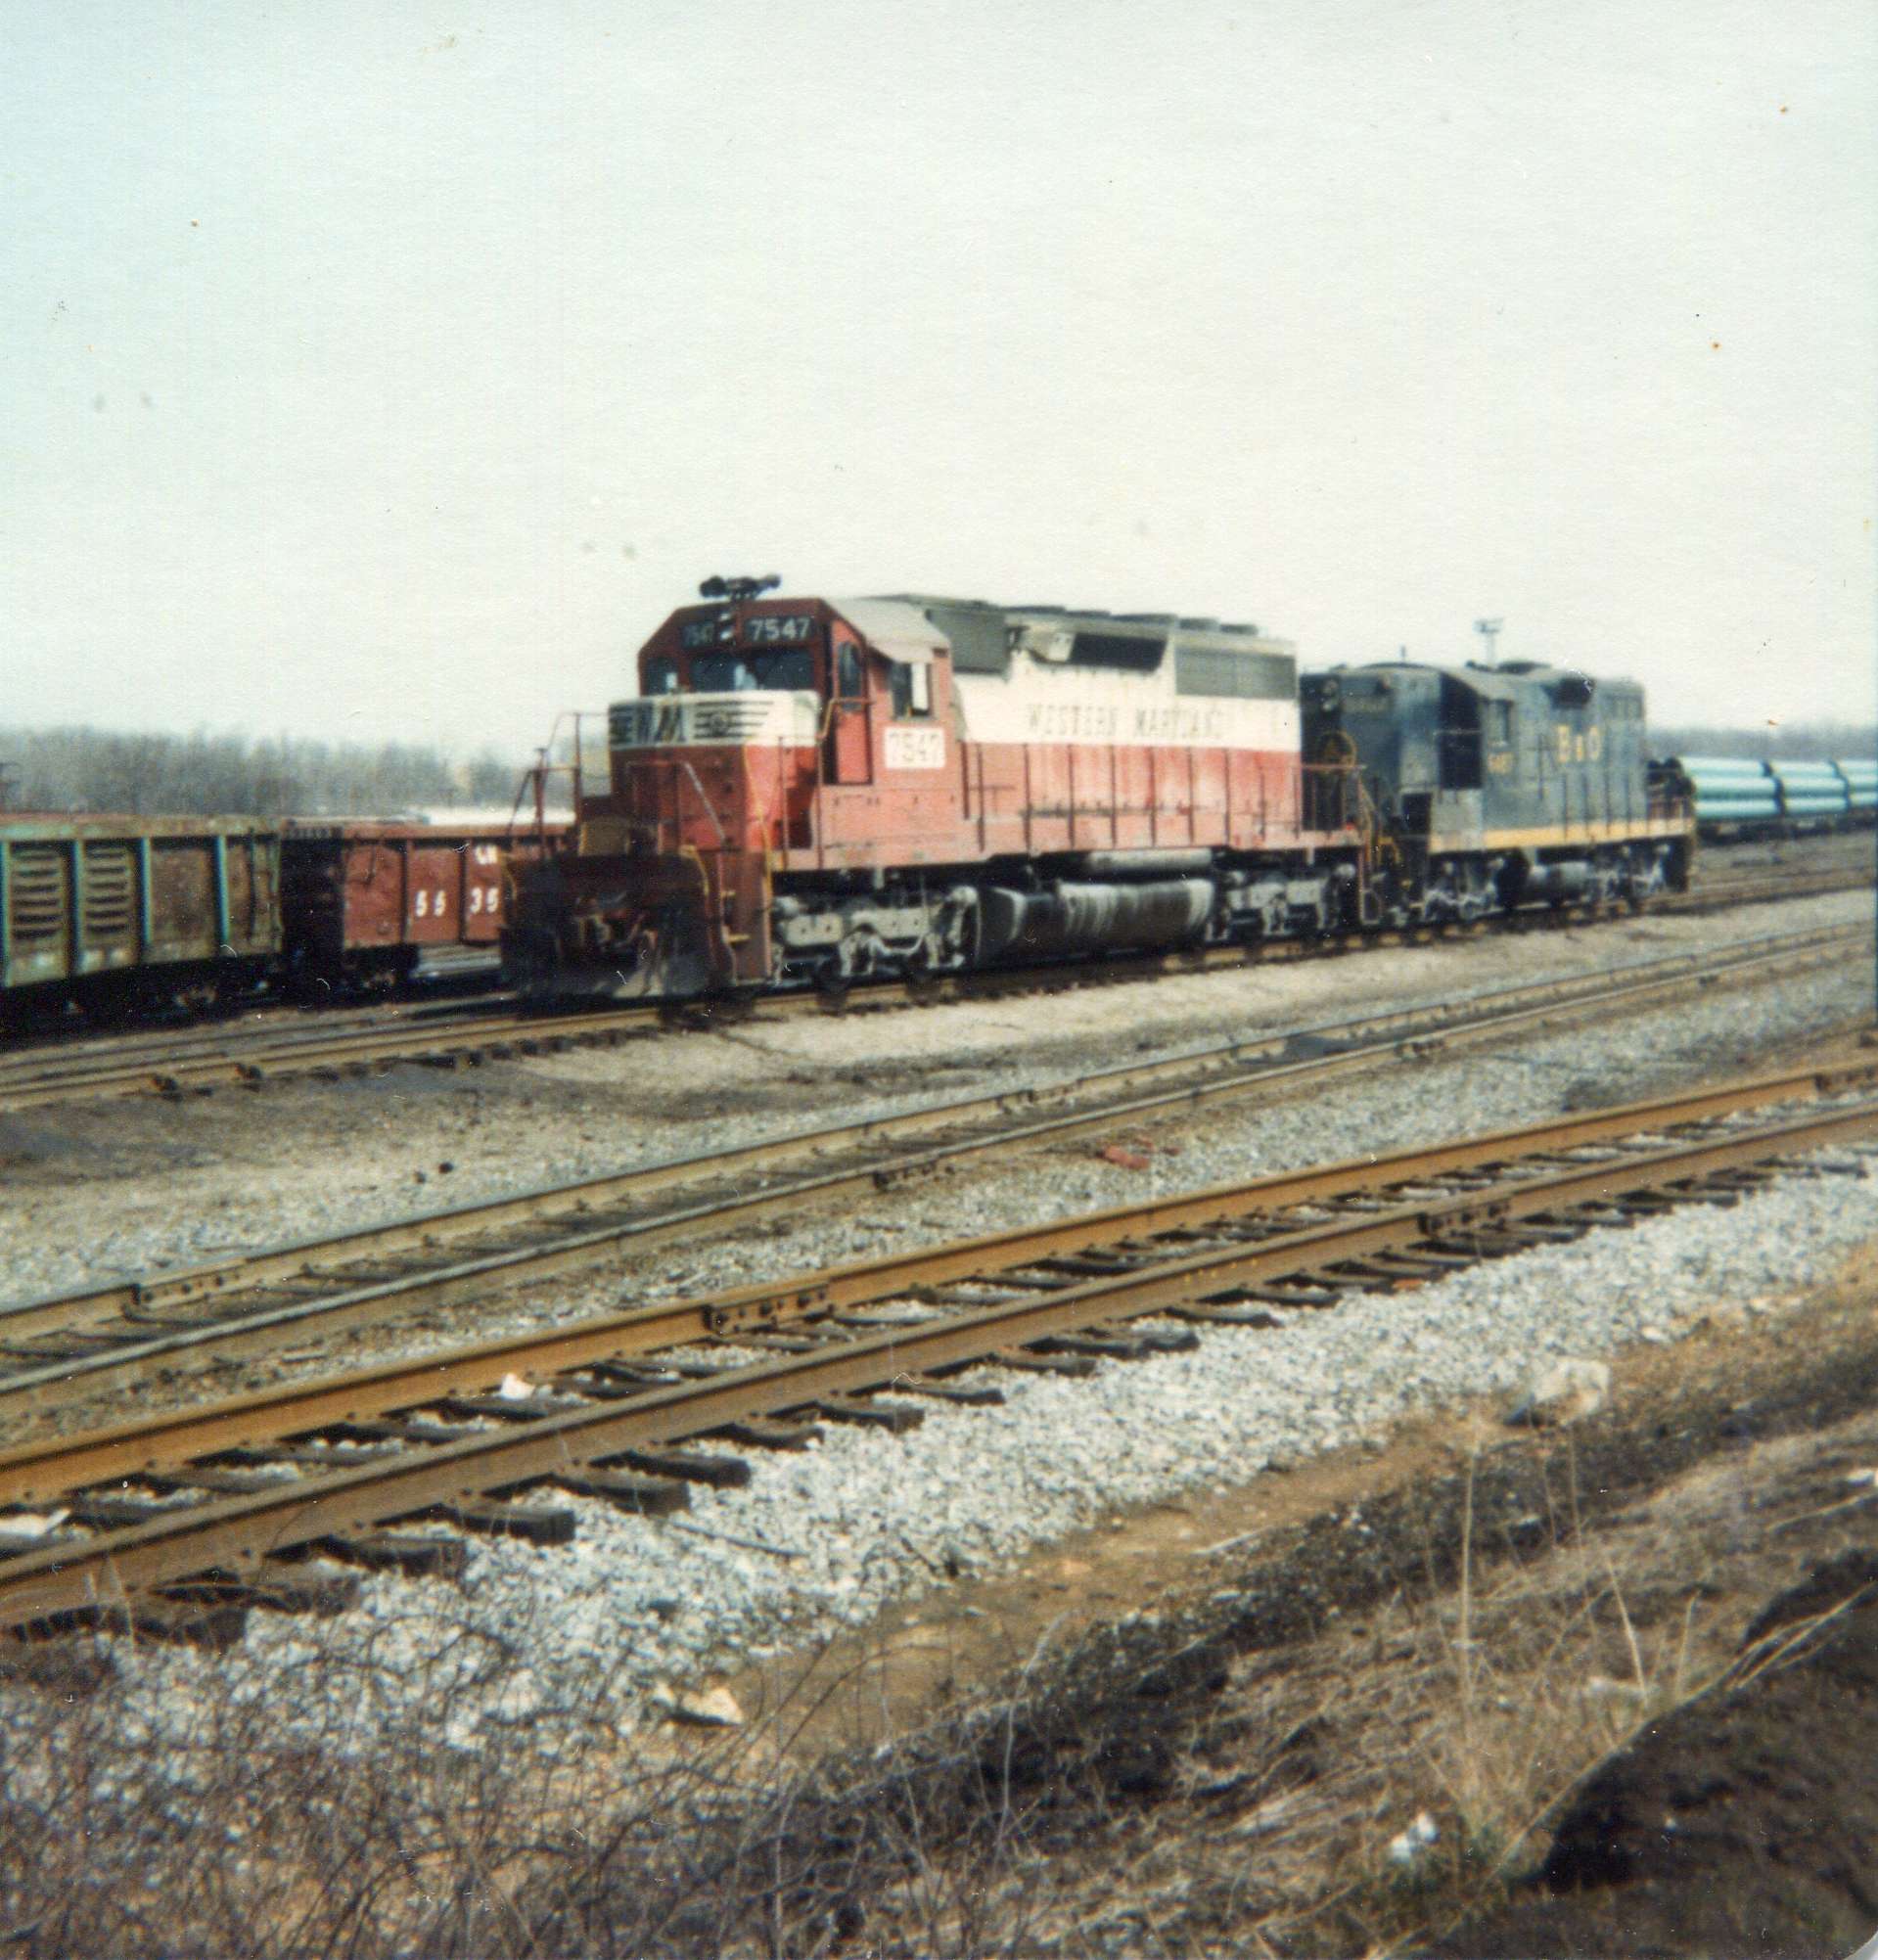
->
xmin=1301 ymin=658 xmax=1690 ymax=926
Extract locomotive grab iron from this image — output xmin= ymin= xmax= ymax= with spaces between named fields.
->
xmin=502 ymin=581 xmax=1693 ymax=1002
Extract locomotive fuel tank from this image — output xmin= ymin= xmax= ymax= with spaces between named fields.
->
xmin=1524 ymin=859 xmax=1592 ymax=903
xmin=976 ymin=877 xmax=1214 ymax=963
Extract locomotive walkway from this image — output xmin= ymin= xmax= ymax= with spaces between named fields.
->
xmin=1 ymin=1064 xmax=1876 ymax=1643
xmin=0 ymin=920 xmax=1863 ymax=1431
xmin=0 ymin=860 xmax=1864 ymax=1116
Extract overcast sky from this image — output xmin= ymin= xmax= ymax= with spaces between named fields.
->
xmin=4 ymin=0 xmax=1872 ymax=756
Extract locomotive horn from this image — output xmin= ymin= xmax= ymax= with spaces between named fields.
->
xmin=698 ymin=573 xmax=782 ymax=601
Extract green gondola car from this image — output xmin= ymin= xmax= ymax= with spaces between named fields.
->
xmin=0 ymin=816 xmax=281 ymax=1023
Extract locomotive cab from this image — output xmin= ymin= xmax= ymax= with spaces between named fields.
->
xmin=613 ymin=594 xmax=948 ymax=801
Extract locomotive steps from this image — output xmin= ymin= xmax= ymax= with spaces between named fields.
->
xmin=3 ymin=1064 xmax=1878 ymax=1645
xmin=0 ymin=922 xmax=1860 ymax=1428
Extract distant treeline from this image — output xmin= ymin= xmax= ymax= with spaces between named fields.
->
xmin=0 ymin=726 xmax=527 ymax=818
xmin=1650 ymin=720 xmax=1877 ymax=762
xmin=4 ymin=718 xmax=1869 ymax=819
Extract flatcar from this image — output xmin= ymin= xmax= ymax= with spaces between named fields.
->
xmin=0 ymin=813 xmax=567 ymax=1027
xmin=502 ymin=579 xmax=1692 ymax=1002
xmin=1658 ymin=755 xmax=1878 ymax=840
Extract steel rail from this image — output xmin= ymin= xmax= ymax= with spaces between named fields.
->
xmin=0 ymin=927 xmax=1862 ymax=1412
xmin=0 ymin=999 xmax=663 ymax=1111
xmin=0 ymin=867 xmax=1864 ymax=1115
xmin=3 ymin=1060 xmax=1874 ymax=1506
xmin=2 ymin=1088 xmax=1877 ymax=1630
xmin=22 ymin=920 xmax=1862 ymax=1329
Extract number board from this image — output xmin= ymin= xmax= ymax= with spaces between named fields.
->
xmin=679 ymin=615 xmax=817 ymax=649
xmin=884 ymin=724 xmax=946 ymax=771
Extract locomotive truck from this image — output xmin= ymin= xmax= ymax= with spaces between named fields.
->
xmin=502 ymin=579 xmax=1692 ymax=1002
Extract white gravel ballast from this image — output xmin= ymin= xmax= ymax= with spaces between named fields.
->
xmin=2 ymin=889 xmax=1867 ymax=1305
xmin=85 ymin=1139 xmax=1878 ymax=1755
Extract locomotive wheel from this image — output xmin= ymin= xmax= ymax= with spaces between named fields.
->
xmin=815 ymin=977 xmax=850 ymax=1016
xmin=904 ymin=972 xmax=943 ymax=1006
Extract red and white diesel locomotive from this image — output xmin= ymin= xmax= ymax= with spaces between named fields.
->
xmin=503 ymin=576 xmax=1689 ymax=1001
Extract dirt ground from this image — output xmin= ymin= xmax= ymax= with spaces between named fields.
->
xmin=694 ymin=1241 xmax=1878 ymax=1957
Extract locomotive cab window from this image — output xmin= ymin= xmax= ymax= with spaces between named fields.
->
xmin=889 ymin=660 xmax=932 ymax=719
xmin=690 ymin=646 xmax=817 ymax=694
xmin=644 ymin=656 xmax=679 ymax=695
xmin=837 ymin=640 xmax=865 ymax=701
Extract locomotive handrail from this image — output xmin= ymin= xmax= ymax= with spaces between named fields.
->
xmin=811 ymin=696 xmax=838 ymax=870
xmin=674 ymin=759 xmax=729 ymax=850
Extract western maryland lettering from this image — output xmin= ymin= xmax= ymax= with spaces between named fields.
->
xmin=1025 ymin=701 xmax=1231 ymax=743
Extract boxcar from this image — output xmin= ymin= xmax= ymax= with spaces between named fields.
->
xmin=0 ymin=816 xmax=281 ymax=1020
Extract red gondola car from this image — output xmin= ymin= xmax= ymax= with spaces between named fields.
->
xmin=280 ymin=821 xmax=568 ymax=987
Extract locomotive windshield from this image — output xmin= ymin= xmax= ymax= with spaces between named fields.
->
xmin=687 ymin=646 xmax=818 ymax=694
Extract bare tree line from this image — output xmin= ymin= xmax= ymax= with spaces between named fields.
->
xmin=1648 ymin=719 xmax=1876 ymax=762
xmin=0 ymin=726 xmax=527 ymax=819
xmin=2 ymin=718 xmax=1866 ymax=823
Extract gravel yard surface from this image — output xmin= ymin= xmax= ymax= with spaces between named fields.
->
xmin=70 ymin=1132 xmax=1878 ymax=1762
xmin=0 ymin=888 xmax=1867 ymax=1308
xmin=23 ymin=920 xmax=1872 ymax=1755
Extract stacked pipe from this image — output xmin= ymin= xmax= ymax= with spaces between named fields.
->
xmin=1676 ymin=755 xmax=1780 ymax=827
xmin=1832 ymin=758 xmax=1878 ymax=815
xmin=1768 ymin=758 xmax=1851 ymax=825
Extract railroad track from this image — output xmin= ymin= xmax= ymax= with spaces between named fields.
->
xmin=0 ymin=865 xmax=1866 ymax=1116
xmin=2 ymin=1063 xmax=1877 ymax=1644
xmin=1676 ymin=865 xmax=1866 ymax=912
xmin=1 ymin=922 xmax=1864 ymax=1426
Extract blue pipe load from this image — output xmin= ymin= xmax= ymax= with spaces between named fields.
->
xmin=1669 ymin=755 xmax=1777 ymax=831
xmin=1832 ymin=760 xmax=1877 ymax=810
xmin=1671 ymin=753 xmax=1878 ymax=831
xmin=1681 ymin=761 xmax=1777 ymax=820
xmin=1768 ymin=762 xmax=1849 ymax=820
xmin=1677 ymin=755 xmax=1773 ymax=777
